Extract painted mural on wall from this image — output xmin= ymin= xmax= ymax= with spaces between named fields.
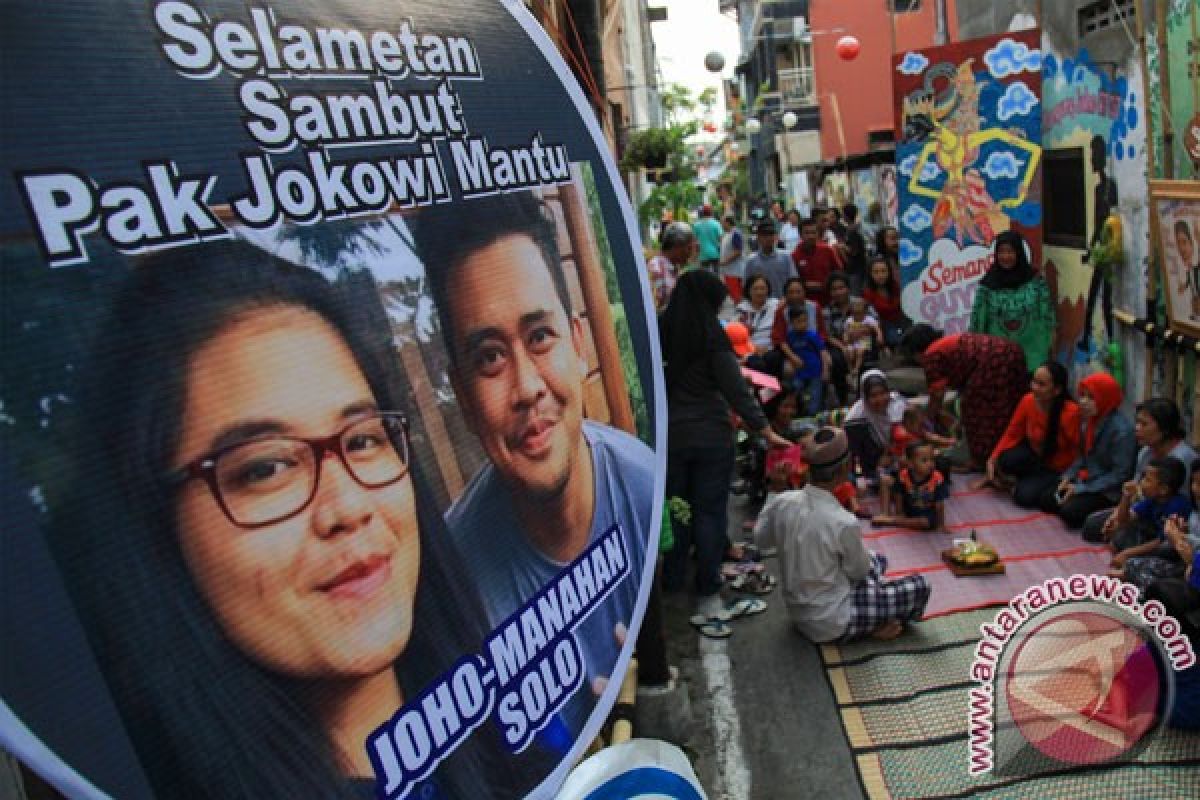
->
xmin=892 ymin=31 xmax=1044 ymax=334
xmin=1166 ymin=0 xmax=1199 ymax=180
xmin=852 ymin=167 xmax=877 ymax=222
xmin=1040 ymin=44 xmax=1147 ymax=381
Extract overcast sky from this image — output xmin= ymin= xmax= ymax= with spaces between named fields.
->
xmin=650 ymin=0 xmax=741 ymax=131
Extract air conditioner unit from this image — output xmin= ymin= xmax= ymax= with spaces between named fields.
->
xmin=792 ymin=17 xmax=808 ymax=41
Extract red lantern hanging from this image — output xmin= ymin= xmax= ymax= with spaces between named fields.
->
xmin=836 ymin=35 xmax=860 ymax=61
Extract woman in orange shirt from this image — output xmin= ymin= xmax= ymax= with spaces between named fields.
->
xmin=981 ymin=361 xmax=1080 ymax=509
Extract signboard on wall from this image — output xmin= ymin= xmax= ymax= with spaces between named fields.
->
xmin=892 ymin=30 xmax=1044 ymax=334
xmin=0 ymin=2 xmax=662 ymax=798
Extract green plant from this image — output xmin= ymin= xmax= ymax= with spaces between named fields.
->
xmin=620 ymin=126 xmax=681 ymax=171
xmin=637 ymin=179 xmax=703 ymax=230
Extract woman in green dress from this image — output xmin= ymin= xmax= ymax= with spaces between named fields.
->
xmin=969 ymin=230 xmax=1055 ymax=374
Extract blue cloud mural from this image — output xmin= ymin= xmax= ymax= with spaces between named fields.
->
xmin=897 ymin=52 xmax=929 ymax=75
xmin=982 ymin=151 xmax=1025 ymax=180
xmin=997 ymin=81 xmax=1038 ymax=120
xmin=898 ymin=153 xmax=918 ymax=176
xmin=919 ymin=160 xmax=942 ymax=182
xmin=983 ymin=38 xmax=1042 ymax=78
xmin=1008 ymin=201 xmax=1042 ymax=228
xmin=899 ymin=238 xmax=924 ymax=267
xmin=901 ymin=204 xmax=933 ymax=233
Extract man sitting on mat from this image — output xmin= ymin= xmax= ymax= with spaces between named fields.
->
xmin=754 ymin=426 xmax=932 ymax=642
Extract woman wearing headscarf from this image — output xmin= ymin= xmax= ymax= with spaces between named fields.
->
xmin=844 ymin=369 xmax=909 ymax=485
xmin=1044 ymin=371 xmax=1138 ymax=529
xmin=901 ymin=324 xmax=1028 ymax=471
xmin=660 ymin=270 xmax=790 ymax=609
xmin=969 ymin=229 xmax=1056 ymax=373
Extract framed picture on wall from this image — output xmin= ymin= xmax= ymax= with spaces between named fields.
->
xmin=1152 ymin=180 xmax=1200 ymax=339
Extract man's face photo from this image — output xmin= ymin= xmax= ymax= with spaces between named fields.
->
xmin=445 ymin=234 xmax=588 ymax=500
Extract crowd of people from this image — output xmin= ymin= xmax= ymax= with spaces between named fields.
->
xmin=656 ymin=203 xmax=1200 ymax=728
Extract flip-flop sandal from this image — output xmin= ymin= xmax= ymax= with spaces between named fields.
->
xmin=726 ymin=596 xmax=768 ymax=618
xmin=720 ymin=561 xmax=765 ymax=578
xmin=730 ymin=572 xmax=776 ymax=595
xmin=689 ymin=616 xmax=733 ymax=639
xmin=740 ymin=543 xmax=766 ymax=561
xmin=689 ymin=608 xmax=733 ymax=626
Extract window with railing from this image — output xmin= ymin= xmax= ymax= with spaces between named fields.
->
xmin=779 ymin=66 xmax=815 ymax=106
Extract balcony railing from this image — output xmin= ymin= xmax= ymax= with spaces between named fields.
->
xmin=778 ymin=66 xmax=815 ymax=107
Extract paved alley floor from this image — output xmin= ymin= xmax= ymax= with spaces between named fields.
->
xmin=663 ymin=494 xmax=866 ymax=800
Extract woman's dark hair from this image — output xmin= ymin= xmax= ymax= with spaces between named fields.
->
xmin=875 ymin=225 xmax=899 ymax=257
xmin=782 ymin=276 xmax=806 ymax=302
xmin=1036 ymin=360 xmax=1072 ymax=464
xmin=743 ymin=273 xmax=770 ymax=299
xmin=865 ymin=255 xmax=896 ymax=295
xmin=763 ymin=388 xmax=797 ymax=428
xmin=1136 ymin=397 xmax=1185 ymax=442
xmin=901 ymin=323 xmax=943 ymax=357
xmin=659 ymin=268 xmax=729 ymax=389
xmin=52 ymin=240 xmax=540 ymax=798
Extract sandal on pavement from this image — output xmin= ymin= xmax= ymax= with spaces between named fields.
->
xmin=721 ymin=561 xmax=765 ymax=578
xmin=726 ymin=596 xmax=768 ymax=618
xmin=730 ymin=572 xmax=776 ymax=595
xmin=689 ymin=616 xmax=733 ymax=639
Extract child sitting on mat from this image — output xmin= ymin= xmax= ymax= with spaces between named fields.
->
xmin=1112 ymin=456 xmax=1193 ymax=587
xmin=834 ymin=477 xmax=869 ymax=518
xmin=874 ymin=441 xmax=949 ymax=532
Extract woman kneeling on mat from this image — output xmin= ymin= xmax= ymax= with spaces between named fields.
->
xmin=979 ymin=360 xmax=1079 ymax=508
xmin=1044 ymin=372 xmax=1137 ymax=529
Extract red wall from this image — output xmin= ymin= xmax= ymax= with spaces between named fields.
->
xmin=810 ymin=1 xmax=958 ymax=162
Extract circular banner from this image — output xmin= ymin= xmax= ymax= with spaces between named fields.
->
xmin=0 ymin=2 xmax=662 ymax=798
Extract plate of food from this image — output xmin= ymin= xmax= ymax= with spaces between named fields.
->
xmin=942 ymin=533 xmax=1005 ymax=575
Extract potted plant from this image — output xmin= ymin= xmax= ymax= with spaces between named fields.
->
xmin=620 ymin=125 xmax=687 ymax=172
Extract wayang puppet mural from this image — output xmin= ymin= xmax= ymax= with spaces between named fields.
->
xmin=893 ymin=31 xmax=1044 ymax=335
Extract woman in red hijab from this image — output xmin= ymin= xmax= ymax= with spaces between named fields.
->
xmin=1044 ymin=372 xmax=1138 ymax=529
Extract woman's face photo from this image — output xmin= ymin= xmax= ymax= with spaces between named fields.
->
xmin=1176 ymin=225 xmax=1195 ymax=267
xmin=172 ymin=307 xmax=420 ymax=681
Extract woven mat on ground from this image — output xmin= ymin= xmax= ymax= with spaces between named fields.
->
xmin=864 ymin=482 xmax=1113 ymax=618
xmin=820 ymin=609 xmax=1200 ymax=799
